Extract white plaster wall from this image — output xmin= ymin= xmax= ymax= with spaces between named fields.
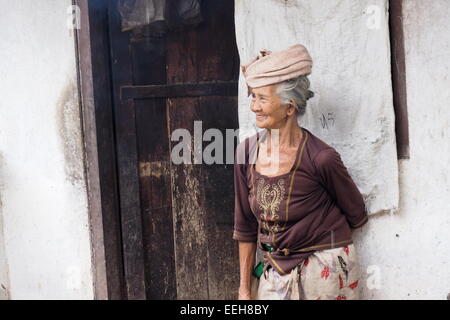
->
xmin=0 ymin=0 xmax=94 ymax=299
xmin=0 ymin=190 xmax=10 ymax=299
xmin=353 ymin=0 xmax=450 ymax=300
xmin=235 ymin=0 xmax=399 ymax=217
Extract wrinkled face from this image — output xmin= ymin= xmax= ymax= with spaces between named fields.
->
xmin=250 ymin=84 xmax=293 ymax=129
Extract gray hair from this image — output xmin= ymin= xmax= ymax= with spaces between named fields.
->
xmin=276 ymin=75 xmax=314 ymax=117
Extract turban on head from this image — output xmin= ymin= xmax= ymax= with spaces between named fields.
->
xmin=241 ymin=44 xmax=313 ymax=96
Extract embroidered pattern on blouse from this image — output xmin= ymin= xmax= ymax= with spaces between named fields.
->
xmin=256 ymin=177 xmax=285 ymax=233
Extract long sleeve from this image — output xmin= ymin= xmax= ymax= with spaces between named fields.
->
xmin=232 ymin=141 xmax=258 ymax=242
xmin=314 ymin=148 xmax=368 ymax=229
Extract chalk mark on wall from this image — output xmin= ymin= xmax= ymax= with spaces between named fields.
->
xmin=319 ymin=112 xmax=335 ymax=130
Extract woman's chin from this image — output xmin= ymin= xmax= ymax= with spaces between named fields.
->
xmin=255 ymin=118 xmax=269 ymax=128
xmin=255 ymin=121 xmax=267 ymax=129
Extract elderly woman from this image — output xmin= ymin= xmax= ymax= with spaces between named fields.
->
xmin=233 ymin=44 xmax=368 ymax=300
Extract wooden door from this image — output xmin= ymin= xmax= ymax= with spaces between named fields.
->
xmin=107 ymin=0 xmax=240 ymax=299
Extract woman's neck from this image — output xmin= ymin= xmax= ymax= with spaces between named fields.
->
xmin=264 ymin=120 xmax=302 ymax=150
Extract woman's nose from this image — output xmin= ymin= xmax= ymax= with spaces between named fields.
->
xmin=250 ymin=99 xmax=261 ymax=112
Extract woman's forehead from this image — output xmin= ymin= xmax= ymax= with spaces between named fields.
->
xmin=251 ymin=84 xmax=276 ymax=96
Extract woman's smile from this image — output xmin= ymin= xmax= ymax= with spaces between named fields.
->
xmin=256 ymin=114 xmax=267 ymax=121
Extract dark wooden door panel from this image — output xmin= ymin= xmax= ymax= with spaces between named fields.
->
xmin=165 ymin=0 xmax=240 ymax=299
xmin=108 ymin=0 xmax=239 ymax=299
xmin=199 ymin=96 xmax=240 ymax=299
xmin=168 ymin=97 xmax=210 ymax=299
xmin=108 ymin=0 xmax=146 ymax=300
xmin=130 ymin=34 xmax=176 ymax=300
xmin=135 ymin=98 xmax=176 ymax=300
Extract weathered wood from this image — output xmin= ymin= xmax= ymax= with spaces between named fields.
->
xmin=76 ymin=0 xmax=125 ymax=300
xmin=136 ymin=100 xmax=176 ymax=300
xmin=75 ymin=0 xmax=108 ymax=300
xmin=103 ymin=0 xmax=240 ymax=300
xmin=195 ymin=0 xmax=240 ymax=300
xmin=108 ymin=0 xmax=146 ymax=300
xmin=131 ymin=36 xmax=177 ymax=300
xmin=167 ymin=0 xmax=240 ymax=300
xmin=200 ymin=96 xmax=240 ymax=300
xmin=121 ymin=81 xmax=239 ymax=99
xmin=166 ymin=19 xmax=209 ymax=299
xmin=389 ymin=0 xmax=410 ymax=159
xmin=168 ymin=97 xmax=210 ymax=299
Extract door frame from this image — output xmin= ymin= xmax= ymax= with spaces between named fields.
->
xmin=74 ymin=0 xmax=125 ymax=300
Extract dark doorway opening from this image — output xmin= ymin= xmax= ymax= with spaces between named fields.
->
xmin=75 ymin=0 xmax=240 ymax=299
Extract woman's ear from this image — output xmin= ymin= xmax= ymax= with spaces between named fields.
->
xmin=286 ymin=99 xmax=297 ymax=116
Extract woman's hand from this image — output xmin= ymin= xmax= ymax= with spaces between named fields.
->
xmin=238 ymin=287 xmax=252 ymax=300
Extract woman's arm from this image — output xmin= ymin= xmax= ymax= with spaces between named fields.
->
xmin=232 ymin=141 xmax=259 ymax=242
xmin=238 ymin=241 xmax=257 ymax=300
xmin=314 ymin=148 xmax=369 ymax=229
xmin=233 ymin=139 xmax=259 ymax=299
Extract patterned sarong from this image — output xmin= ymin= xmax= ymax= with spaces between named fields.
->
xmin=251 ymin=244 xmax=361 ymax=300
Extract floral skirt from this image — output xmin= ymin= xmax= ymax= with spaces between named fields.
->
xmin=250 ymin=244 xmax=361 ymax=300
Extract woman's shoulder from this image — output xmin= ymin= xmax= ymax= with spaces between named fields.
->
xmin=302 ymin=127 xmax=339 ymax=165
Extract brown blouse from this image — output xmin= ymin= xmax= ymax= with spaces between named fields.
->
xmin=233 ymin=127 xmax=368 ymax=275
